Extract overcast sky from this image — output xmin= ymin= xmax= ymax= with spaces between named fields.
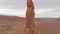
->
xmin=0 ymin=0 xmax=60 ymax=18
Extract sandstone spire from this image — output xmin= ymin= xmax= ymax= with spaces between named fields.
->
xmin=24 ymin=0 xmax=37 ymax=34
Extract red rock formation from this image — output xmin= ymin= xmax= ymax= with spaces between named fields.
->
xmin=24 ymin=0 xmax=37 ymax=34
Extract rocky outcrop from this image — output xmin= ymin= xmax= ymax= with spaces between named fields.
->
xmin=24 ymin=0 xmax=37 ymax=34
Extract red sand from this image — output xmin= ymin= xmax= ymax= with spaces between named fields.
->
xmin=0 ymin=16 xmax=59 ymax=34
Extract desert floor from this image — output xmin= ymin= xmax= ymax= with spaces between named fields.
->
xmin=0 ymin=16 xmax=60 ymax=34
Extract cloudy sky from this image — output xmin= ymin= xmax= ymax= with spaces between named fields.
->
xmin=0 ymin=0 xmax=60 ymax=18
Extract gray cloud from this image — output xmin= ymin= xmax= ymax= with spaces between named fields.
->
xmin=0 ymin=0 xmax=60 ymax=18
xmin=0 ymin=0 xmax=60 ymax=9
xmin=34 ymin=0 xmax=60 ymax=9
xmin=0 ymin=0 xmax=26 ymax=9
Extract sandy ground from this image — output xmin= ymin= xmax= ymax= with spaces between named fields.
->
xmin=0 ymin=16 xmax=60 ymax=34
